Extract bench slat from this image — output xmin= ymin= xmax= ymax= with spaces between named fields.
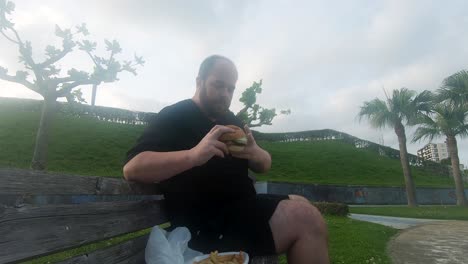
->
xmin=0 ymin=200 xmax=167 ymax=263
xmin=58 ymin=234 xmax=149 ymax=264
xmin=251 ymin=256 xmax=279 ymax=264
xmin=0 ymin=194 xmax=163 ymax=207
xmin=58 ymin=235 xmax=278 ymax=264
xmin=0 ymin=168 xmax=159 ymax=195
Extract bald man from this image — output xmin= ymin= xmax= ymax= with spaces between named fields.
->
xmin=124 ymin=55 xmax=329 ymax=264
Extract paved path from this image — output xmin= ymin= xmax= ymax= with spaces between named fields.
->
xmin=349 ymin=214 xmax=468 ymax=263
xmin=388 ymin=221 xmax=468 ymax=264
xmin=349 ymin=213 xmax=443 ymax=229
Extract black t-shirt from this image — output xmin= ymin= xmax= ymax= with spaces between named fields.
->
xmin=125 ymin=99 xmax=256 ymax=227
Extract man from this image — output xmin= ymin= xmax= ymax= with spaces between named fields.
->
xmin=123 ymin=55 xmax=329 ymax=264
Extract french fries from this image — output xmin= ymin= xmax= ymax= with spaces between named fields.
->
xmin=193 ymin=251 xmax=245 ymax=264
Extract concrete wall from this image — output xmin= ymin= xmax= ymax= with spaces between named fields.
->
xmin=260 ymin=182 xmax=468 ymax=205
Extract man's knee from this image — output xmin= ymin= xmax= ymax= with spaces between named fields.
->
xmin=288 ymin=194 xmax=310 ymax=204
xmin=270 ymin=199 xmax=327 ymax=253
xmin=296 ymin=202 xmax=326 ymax=235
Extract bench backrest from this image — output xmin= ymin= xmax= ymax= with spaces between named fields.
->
xmin=0 ymin=168 xmax=167 ymax=263
xmin=0 ymin=168 xmax=278 ymax=264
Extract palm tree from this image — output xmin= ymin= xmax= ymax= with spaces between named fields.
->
xmin=437 ymin=70 xmax=468 ymax=106
xmin=359 ymin=88 xmax=432 ymax=207
xmin=413 ymin=103 xmax=468 ymax=206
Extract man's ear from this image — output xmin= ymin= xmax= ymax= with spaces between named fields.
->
xmin=196 ymin=77 xmax=202 ymax=90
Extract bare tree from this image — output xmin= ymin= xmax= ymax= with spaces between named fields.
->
xmin=0 ymin=0 xmax=144 ymax=170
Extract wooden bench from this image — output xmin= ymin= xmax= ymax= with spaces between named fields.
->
xmin=0 ymin=168 xmax=278 ymax=264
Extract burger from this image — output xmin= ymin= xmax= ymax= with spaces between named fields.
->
xmin=219 ymin=125 xmax=248 ymax=152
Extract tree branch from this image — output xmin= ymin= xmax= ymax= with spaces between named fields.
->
xmin=237 ymin=106 xmax=249 ymax=116
xmin=56 ymin=79 xmax=95 ymax=98
xmin=50 ymin=76 xmax=74 ymax=86
xmin=249 ymin=123 xmax=263 ymax=128
xmin=1 ymin=18 xmax=45 ymax=89
xmin=9 ymin=25 xmax=23 ymax=44
xmin=0 ymin=21 xmax=24 ymax=45
xmin=39 ymin=47 xmax=72 ymax=67
xmin=0 ymin=71 xmax=38 ymax=93
xmin=0 ymin=29 xmax=18 ymax=44
xmin=85 ymin=50 xmax=99 ymax=67
xmin=108 ymin=49 xmax=115 ymax=67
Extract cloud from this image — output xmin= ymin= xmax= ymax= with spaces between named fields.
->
xmin=1 ymin=0 xmax=468 ymax=163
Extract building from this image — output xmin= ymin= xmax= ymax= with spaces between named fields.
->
xmin=417 ymin=143 xmax=449 ymax=163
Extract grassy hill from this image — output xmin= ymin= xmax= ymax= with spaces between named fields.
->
xmin=0 ymin=107 xmax=455 ymax=187
xmin=256 ymin=141 xmax=453 ymax=187
xmin=0 ymin=110 xmax=143 ymax=177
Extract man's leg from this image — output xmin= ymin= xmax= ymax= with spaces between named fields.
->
xmin=269 ymin=194 xmax=329 ymax=264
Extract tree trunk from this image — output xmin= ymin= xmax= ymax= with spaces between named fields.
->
xmin=31 ymin=96 xmax=56 ymax=171
xmin=446 ymin=136 xmax=467 ymax=206
xmin=91 ymin=84 xmax=97 ymax=107
xmin=395 ymin=122 xmax=417 ymax=207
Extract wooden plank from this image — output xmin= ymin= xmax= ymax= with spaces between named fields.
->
xmin=251 ymin=256 xmax=279 ymax=264
xmin=0 ymin=194 xmax=163 ymax=207
xmin=0 ymin=200 xmax=168 ymax=263
xmin=0 ymin=168 xmax=159 ymax=195
xmin=59 ymin=236 xmax=279 ymax=264
xmin=58 ymin=235 xmax=149 ymax=264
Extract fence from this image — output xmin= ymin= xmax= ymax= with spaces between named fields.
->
xmin=264 ymin=182 xmax=468 ymax=205
xmin=0 ymin=97 xmax=156 ymax=125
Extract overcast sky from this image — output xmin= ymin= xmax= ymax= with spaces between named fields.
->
xmin=1 ymin=0 xmax=468 ymax=165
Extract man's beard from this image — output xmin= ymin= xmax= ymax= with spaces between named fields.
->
xmin=200 ymin=84 xmax=230 ymax=119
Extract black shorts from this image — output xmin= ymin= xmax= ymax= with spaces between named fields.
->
xmin=186 ymin=194 xmax=290 ymax=257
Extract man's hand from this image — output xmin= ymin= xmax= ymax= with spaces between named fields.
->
xmin=230 ymin=125 xmax=260 ymax=160
xmin=189 ymin=125 xmax=234 ymax=167
xmin=231 ymin=125 xmax=272 ymax=173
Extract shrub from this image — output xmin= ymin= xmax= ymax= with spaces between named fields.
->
xmin=312 ymin=202 xmax=349 ymax=216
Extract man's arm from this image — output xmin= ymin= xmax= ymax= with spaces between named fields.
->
xmin=123 ymin=150 xmax=195 ymax=183
xmin=248 ymin=146 xmax=272 ymax=173
xmin=123 ymin=125 xmax=234 ymax=183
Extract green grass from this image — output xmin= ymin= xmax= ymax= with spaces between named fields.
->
xmin=0 ymin=106 xmax=403 ymax=263
xmin=0 ymin=110 xmax=144 ymax=177
xmin=257 ymin=141 xmax=454 ymax=187
xmin=19 ymin=217 xmax=395 ymax=264
xmin=279 ymin=216 xmax=398 ymax=264
xmin=350 ymin=205 xmax=468 ymax=220
xmin=0 ymin=107 xmax=455 ymax=188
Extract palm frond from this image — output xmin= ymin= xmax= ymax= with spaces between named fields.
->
xmin=412 ymin=110 xmax=442 ymax=142
xmin=430 ymin=103 xmax=468 ymax=136
xmin=358 ymin=98 xmax=394 ymax=129
xmin=391 ymin=88 xmax=415 ymax=118
xmin=412 ymin=126 xmax=441 ymax=142
xmin=406 ymin=90 xmax=434 ymax=125
xmin=438 ymin=70 xmax=468 ymax=106
xmin=457 ymin=124 xmax=468 ymax=138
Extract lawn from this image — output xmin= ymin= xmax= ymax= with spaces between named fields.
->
xmin=257 ymin=141 xmax=454 ymax=188
xmin=315 ymin=216 xmax=396 ymax=264
xmin=0 ymin=110 xmax=143 ymax=177
xmin=20 ymin=217 xmax=397 ymax=264
xmin=350 ymin=205 xmax=468 ymax=220
xmin=0 ymin=107 xmax=455 ymax=188
xmin=0 ymin=106 xmax=403 ymax=263
xmin=280 ymin=216 xmax=397 ymax=264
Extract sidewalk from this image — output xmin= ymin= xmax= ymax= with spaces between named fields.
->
xmin=349 ymin=214 xmax=468 ymax=264
xmin=388 ymin=221 xmax=468 ymax=264
xmin=349 ymin=213 xmax=444 ymax=229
